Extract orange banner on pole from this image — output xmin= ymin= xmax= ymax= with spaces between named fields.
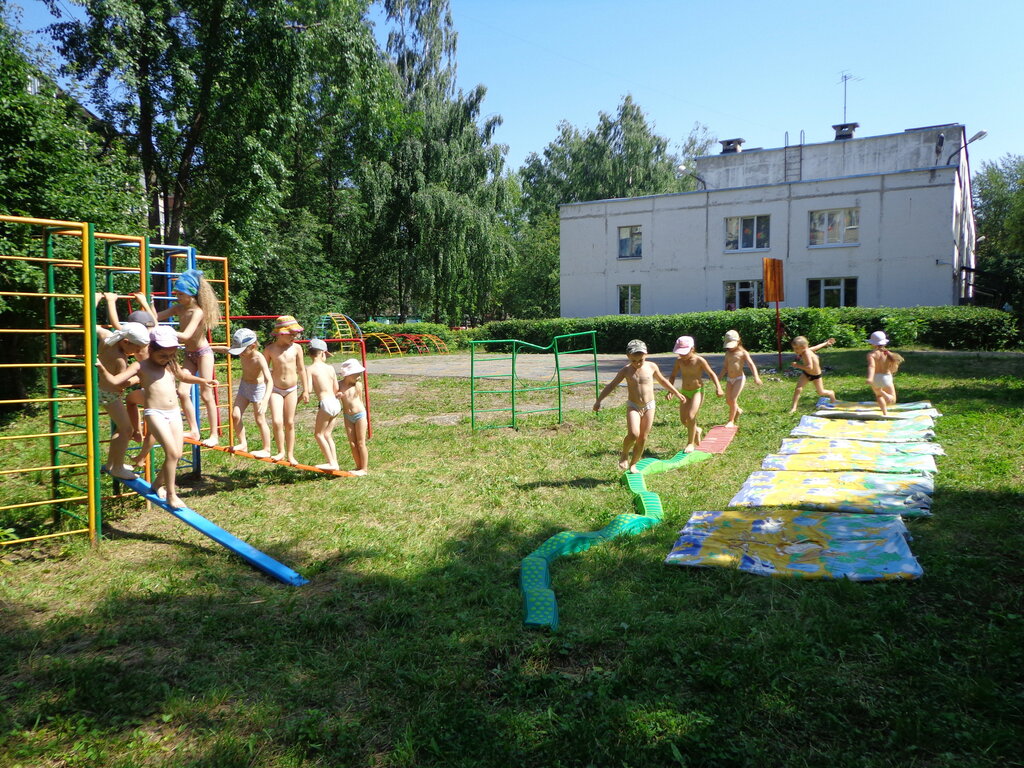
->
xmin=762 ymin=257 xmax=784 ymax=303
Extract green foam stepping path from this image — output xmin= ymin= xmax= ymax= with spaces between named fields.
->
xmin=521 ymin=449 xmax=711 ymax=630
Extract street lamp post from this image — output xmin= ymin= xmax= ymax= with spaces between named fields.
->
xmin=945 ymin=130 xmax=988 ymax=165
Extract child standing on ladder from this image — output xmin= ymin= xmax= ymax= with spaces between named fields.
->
xmin=137 ymin=270 xmax=222 ymax=446
xmin=667 ymin=335 xmax=724 ymax=453
xmin=306 ymin=338 xmax=341 ymax=471
xmin=338 ymin=358 xmax=369 ymax=476
xmin=594 ymin=339 xmax=685 ymax=473
xmin=97 ymin=326 xmax=218 ymax=508
xmin=95 ymin=291 xmax=150 ymax=479
xmin=211 ymin=328 xmax=273 ymax=457
xmin=719 ymin=329 xmax=763 ymax=428
xmin=264 ymin=315 xmax=308 ymax=465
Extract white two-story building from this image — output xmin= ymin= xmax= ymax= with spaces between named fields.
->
xmin=559 ymin=123 xmax=978 ymax=317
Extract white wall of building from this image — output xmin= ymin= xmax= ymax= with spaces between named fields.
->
xmin=560 ymin=125 xmax=977 ymax=317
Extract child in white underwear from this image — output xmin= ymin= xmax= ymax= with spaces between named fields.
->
xmin=338 ymin=358 xmax=368 ymax=475
xmin=264 ymin=315 xmax=308 ymax=464
xmin=95 ymin=292 xmax=150 ymax=479
xmin=719 ymin=329 xmax=763 ymax=428
xmin=667 ymin=335 xmax=724 ymax=453
xmin=865 ymin=330 xmax=904 ymax=416
xmin=594 ymin=339 xmax=685 ymax=472
xmin=139 ymin=271 xmax=222 ymax=445
xmin=97 ymin=326 xmax=217 ymax=508
xmin=307 ymin=338 xmax=342 ymax=470
xmin=211 ymin=327 xmax=273 ymax=456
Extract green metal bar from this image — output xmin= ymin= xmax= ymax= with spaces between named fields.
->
xmin=85 ymin=222 xmax=102 ymax=544
xmin=510 ymin=342 xmax=518 ymax=429
xmin=57 ymin=479 xmax=89 ymax=494
xmin=56 ymin=449 xmax=88 ymax=461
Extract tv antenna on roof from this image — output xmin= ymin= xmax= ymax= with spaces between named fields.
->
xmin=838 ymin=70 xmax=863 ymax=123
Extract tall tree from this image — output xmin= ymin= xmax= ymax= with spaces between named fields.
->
xmin=352 ymin=0 xmax=514 ymax=323
xmin=973 ymin=155 xmax=1024 ymax=310
xmin=0 ymin=10 xmax=144 ymax=404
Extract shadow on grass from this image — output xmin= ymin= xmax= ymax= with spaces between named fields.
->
xmin=2 ymin=488 xmax=1022 ymax=767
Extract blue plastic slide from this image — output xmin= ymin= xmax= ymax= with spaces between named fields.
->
xmin=108 ymin=472 xmax=308 ymax=586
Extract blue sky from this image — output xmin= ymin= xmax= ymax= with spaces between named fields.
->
xmin=12 ymin=0 xmax=1024 ymax=175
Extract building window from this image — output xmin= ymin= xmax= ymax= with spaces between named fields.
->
xmin=725 ymin=215 xmax=770 ymax=251
xmin=809 ymin=208 xmax=859 ymax=246
xmin=808 ymin=277 xmax=857 ymax=307
xmin=618 ymin=225 xmax=642 ymax=259
xmin=723 ymin=280 xmax=765 ymax=309
xmin=618 ymin=284 xmax=641 ymax=315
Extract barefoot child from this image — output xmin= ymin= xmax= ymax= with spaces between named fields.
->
xmin=593 ymin=339 xmax=685 ymax=472
xmin=148 ymin=269 xmax=222 ymax=446
xmin=97 ymin=326 xmax=217 ymax=508
xmin=307 ymin=339 xmax=341 ymax=470
xmin=212 ymin=328 xmax=273 ymax=457
xmin=865 ymin=330 xmax=904 ymax=416
xmin=95 ymin=307 xmax=150 ymax=479
xmin=264 ymin=315 xmax=309 ymax=464
xmin=667 ymin=335 xmax=724 ymax=452
xmin=338 ymin=357 xmax=369 ymax=476
xmin=788 ymin=336 xmax=837 ymax=413
xmin=719 ymin=329 xmax=763 ymax=427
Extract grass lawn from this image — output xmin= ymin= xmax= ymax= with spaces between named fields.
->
xmin=1 ymin=349 xmax=1022 ymax=767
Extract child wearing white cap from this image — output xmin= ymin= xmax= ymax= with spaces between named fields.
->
xmin=338 ymin=358 xmax=369 ymax=475
xmin=719 ymin=330 xmax=763 ymax=428
xmin=594 ymin=339 xmax=686 ymax=472
xmin=307 ymin=339 xmax=342 ymax=470
xmin=211 ymin=328 xmax=273 ymax=457
xmin=667 ymin=335 xmax=724 ymax=453
xmin=865 ymin=331 xmax=904 ymax=416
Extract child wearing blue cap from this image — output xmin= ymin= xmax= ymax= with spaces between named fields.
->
xmin=135 ymin=271 xmax=222 ymax=446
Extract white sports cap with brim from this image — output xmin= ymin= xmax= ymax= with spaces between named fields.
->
xmin=867 ymin=331 xmax=890 ymax=346
xmin=308 ymin=338 xmax=328 ymax=352
xmin=150 ymin=325 xmax=181 ymax=348
xmin=104 ymin=322 xmax=150 ymax=347
xmin=228 ymin=328 xmax=258 ymax=355
xmin=339 ymin=358 xmax=365 ymax=377
xmin=625 ymin=339 xmax=647 ymax=354
xmin=722 ymin=329 xmax=741 ymax=349
xmin=673 ymin=335 xmax=695 ymax=355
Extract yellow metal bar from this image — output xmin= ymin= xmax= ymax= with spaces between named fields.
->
xmin=0 ymin=214 xmax=88 ymax=229
xmin=0 ymin=396 xmax=86 ymax=405
xmin=0 ymin=363 xmax=82 ymax=369
xmin=1 ymin=328 xmax=84 ymax=334
xmin=81 ymin=224 xmax=100 ymax=546
xmin=0 ymin=462 xmax=88 ymax=475
xmin=1 ymin=528 xmax=91 ymax=547
xmin=0 ymin=429 xmax=86 ymax=441
xmin=0 ymin=254 xmax=81 ymax=266
xmin=0 ymin=495 xmax=88 ymax=512
xmin=0 ymin=291 xmax=88 ymax=299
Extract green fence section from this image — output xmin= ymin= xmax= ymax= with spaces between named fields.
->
xmin=469 ymin=331 xmax=599 ymax=430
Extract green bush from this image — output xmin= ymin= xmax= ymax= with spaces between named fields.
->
xmin=479 ymin=306 xmax=1018 ymax=353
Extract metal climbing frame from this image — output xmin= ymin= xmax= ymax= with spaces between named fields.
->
xmin=0 ymin=215 xmax=146 ymax=546
xmin=469 ymin=331 xmax=599 ymax=430
xmin=315 ymin=313 xmax=362 ymax=354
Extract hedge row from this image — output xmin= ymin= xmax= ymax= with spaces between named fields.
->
xmin=478 ymin=306 xmax=1018 ymax=354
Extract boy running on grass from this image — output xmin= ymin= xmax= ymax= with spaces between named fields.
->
xmin=594 ymin=339 xmax=685 ymax=473
xmin=788 ymin=335 xmax=837 ymax=413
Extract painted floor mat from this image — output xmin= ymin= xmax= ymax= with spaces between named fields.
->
xmin=665 ymin=509 xmax=923 ymax=580
xmin=761 ymin=451 xmax=938 ymax=475
xmin=778 ymin=437 xmax=945 ymax=457
xmin=815 ymin=397 xmax=935 ymax=412
xmin=729 ymin=470 xmax=933 ymax=515
xmin=812 ymin=408 xmax=942 ymax=421
xmin=791 ymin=415 xmax=935 ymax=443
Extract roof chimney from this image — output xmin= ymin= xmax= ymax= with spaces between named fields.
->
xmin=832 ymin=122 xmax=859 ymax=140
xmin=719 ymin=138 xmax=745 ymax=154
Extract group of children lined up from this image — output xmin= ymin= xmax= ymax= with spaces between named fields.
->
xmin=595 ymin=329 xmax=903 ymax=473
xmin=94 ymin=269 xmax=368 ymax=509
